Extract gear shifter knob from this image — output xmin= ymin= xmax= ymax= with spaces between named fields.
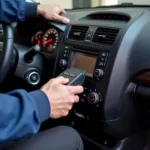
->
xmin=25 ymin=45 xmax=41 ymax=63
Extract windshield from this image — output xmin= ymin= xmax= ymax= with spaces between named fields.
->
xmin=34 ymin=0 xmax=150 ymax=9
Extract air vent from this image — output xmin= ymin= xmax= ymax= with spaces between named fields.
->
xmin=92 ymin=27 xmax=119 ymax=45
xmin=68 ymin=26 xmax=89 ymax=41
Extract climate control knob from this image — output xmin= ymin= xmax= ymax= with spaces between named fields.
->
xmin=59 ymin=59 xmax=67 ymax=67
xmin=94 ymin=69 xmax=104 ymax=78
xmin=87 ymin=92 xmax=100 ymax=104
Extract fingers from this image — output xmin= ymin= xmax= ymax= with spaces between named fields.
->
xmin=54 ymin=76 xmax=69 ymax=84
xmin=64 ymin=95 xmax=79 ymax=104
xmin=55 ymin=14 xmax=70 ymax=24
xmin=60 ymin=94 xmax=79 ymax=107
xmin=74 ymin=95 xmax=79 ymax=103
xmin=61 ymin=95 xmax=79 ymax=117
xmin=66 ymin=104 xmax=73 ymax=111
xmin=52 ymin=95 xmax=79 ymax=118
xmin=61 ymin=110 xmax=69 ymax=117
xmin=67 ymin=86 xmax=84 ymax=94
xmin=59 ymin=6 xmax=66 ymax=14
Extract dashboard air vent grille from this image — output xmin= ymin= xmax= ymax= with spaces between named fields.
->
xmin=68 ymin=26 xmax=89 ymax=41
xmin=92 ymin=27 xmax=119 ymax=45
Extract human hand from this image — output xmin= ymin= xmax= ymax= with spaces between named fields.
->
xmin=41 ymin=76 xmax=83 ymax=119
xmin=37 ymin=4 xmax=70 ymax=24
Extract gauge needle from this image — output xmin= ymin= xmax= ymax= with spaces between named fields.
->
xmin=35 ymin=35 xmax=38 ymax=40
xmin=44 ymin=38 xmax=53 ymax=45
xmin=38 ymin=40 xmax=40 ymax=45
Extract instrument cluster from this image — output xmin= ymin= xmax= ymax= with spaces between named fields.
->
xmin=31 ymin=28 xmax=59 ymax=52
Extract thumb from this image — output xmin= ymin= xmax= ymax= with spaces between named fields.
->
xmin=55 ymin=14 xmax=70 ymax=24
xmin=55 ymin=76 xmax=69 ymax=84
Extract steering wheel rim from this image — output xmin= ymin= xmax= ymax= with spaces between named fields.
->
xmin=0 ymin=24 xmax=14 ymax=85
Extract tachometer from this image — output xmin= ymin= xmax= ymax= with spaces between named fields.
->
xmin=31 ymin=31 xmax=43 ymax=45
xmin=42 ymin=28 xmax=59 ymax=52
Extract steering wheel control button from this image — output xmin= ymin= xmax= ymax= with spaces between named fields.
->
xmin=87 ymin=92 xmax=100 ymax=104
xmin=59 ymin=59 xmax=67 ymax=67
xmin=94 ymin=69 xmax=104 ymax=78
xmin=25 ymin=71 xmax=40 ymax=86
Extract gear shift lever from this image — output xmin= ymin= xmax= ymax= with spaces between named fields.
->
xmin=25 ymin=45 xmax=41 ymax=63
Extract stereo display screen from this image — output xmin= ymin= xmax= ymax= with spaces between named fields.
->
xmin=71 ymin=52 xmax=97 ymax=77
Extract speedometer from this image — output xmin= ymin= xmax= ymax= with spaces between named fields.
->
xmin=42 ymin=28 xmax=59 ymax=52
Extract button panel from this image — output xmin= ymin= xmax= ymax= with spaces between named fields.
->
xmin=94 ymin=52 xmax=109 ymax=80
xmin=79 ymin=86 xmax=102 ymax=106
xmin=85 ymin=26 xmax=96 ymax=42
xmin=59 ymin=45 xmax=70 ymax=70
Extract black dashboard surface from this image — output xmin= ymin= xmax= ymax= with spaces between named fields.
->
xmin=13 ymin=6 xmax=150 ymax=144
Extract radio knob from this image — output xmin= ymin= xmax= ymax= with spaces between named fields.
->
xmin=94 ymin=69 xmax=104 ymax=78
xmin=59 ymin=59 xmax=67 ymax=67
xmin=87 ymin=92 xmax=100 ymax=104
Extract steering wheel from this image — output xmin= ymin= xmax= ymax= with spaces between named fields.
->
xmin=0 ymin=24 xmax=14 ymax=85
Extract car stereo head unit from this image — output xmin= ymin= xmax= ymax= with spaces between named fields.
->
xmin=70 ymin=52 xmax=97 ymax=78
xmin=54 ymin=45 xmax=110 ymax=106
xmin=57 ymin=45 xmax=109 ymax=81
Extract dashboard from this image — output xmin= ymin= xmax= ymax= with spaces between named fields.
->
xmin=14 ymin=19 xmax=63 ymax=52
xmin=8 ymin=6 xmax=150 ymax=149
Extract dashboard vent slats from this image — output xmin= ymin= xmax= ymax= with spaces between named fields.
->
xmin=68 ymin=26 xmax=89 ymax=41
xmin=92 ymin=27 xmax=119 ymax=45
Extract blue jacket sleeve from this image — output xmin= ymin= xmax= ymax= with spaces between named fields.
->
xmin=0 ymin=0 xmax=38 ymax=24
xmin=0 ymin=89 xmax=50 ymax=144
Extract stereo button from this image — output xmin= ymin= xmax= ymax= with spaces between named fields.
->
xmin=64 ymin=46 xmax=70 ymax=49
xmin=101 ymin=52 xmax=109 ymax=57
xmin=59 ymin=59 xmax=67 ymax=67
xmin=98 ymin=62 xmax=105 ymax=67
xmin=64 ymin=50 xmax=69 ymax=53
xmin=100 ymin=57 xmax=107 ymax=62
xmin=87 ymin=92 xmax=100 ymax=104
xmin=94 ymin=69 xmax=104 ymax=78
xmin=63 ymin=54 xmax=68 ymax=58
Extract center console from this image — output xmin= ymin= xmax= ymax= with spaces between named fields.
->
xmin=53 ymin=39 xmax=119 ymax=146
xmin=53 ymin=23 xmax=124 ymax=145
xmin=54 ymin=44 xmax=110 ymax=119
xmin=51 ymin=9 xmax=150 ymax=149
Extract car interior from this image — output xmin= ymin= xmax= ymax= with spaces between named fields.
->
xmin=1 ymin=1 xmax=150 ymax=150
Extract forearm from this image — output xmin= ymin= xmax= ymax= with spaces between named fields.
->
xmin=0 ymin=89 xmax=50 ymax=144
xmin=0 ymin=1 xmax=38 ymax=24
xmin=25 ymin=2 xmax=39 ymax=18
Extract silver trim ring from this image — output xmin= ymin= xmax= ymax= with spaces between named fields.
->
xmin=26 ymin=72 xmax=40 ymax=86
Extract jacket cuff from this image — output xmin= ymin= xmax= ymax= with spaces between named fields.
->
xmin=29 ymin=90 xmax=50 ymax=123
xmin=25 ymin=2 xmax=39 ymax=18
